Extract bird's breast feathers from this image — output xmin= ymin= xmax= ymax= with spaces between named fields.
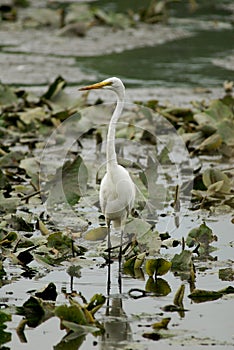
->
xmin=99 ymin=165 xmax=135 ymax=221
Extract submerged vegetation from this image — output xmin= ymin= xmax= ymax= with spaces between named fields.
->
xmin=0 ymin=76 xmax=233 ymax=348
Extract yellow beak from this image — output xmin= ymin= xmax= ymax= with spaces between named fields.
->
xmin=79 ymin=80 xmax=112 ymax=91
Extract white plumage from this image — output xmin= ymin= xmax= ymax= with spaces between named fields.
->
xmin=79 ymin=77 xmax=135 ymax=256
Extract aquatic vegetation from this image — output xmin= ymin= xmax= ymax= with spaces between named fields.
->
xmin=0 ymin=77 xmax=233 ymax=348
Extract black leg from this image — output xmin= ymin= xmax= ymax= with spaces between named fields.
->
xmin=107 ymin=256 xmax=111 ymax=297
xmin=107 ymin=220 xmax=111 ymax=250
xmin=118 ymin=229 xmax=123 ymax=265
xmin=118 ymin=229 xmax=123 ymax=293
xmin=107 ymin=220 xmax=111 ymax=295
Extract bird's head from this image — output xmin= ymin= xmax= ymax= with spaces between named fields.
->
xmin=79 ymin=77 xmax=125 ymax=98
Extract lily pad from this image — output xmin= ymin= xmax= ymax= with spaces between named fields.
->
xmin=219 ymin=268 xmax=234 ymax=281
xmin=46 ymin=155 xmax=88 ymax=206
xmin=151 ymin=317 xmax=171 ymax=330
xmin=35 ymin=282 xmax=57 ymax=301
xmin=186 ymin=222 xmax=216 ymax=249
xmin=0 ymin=310 xmax=11 ymax=346
xmin=145 ymin=258 xmax=171 ymax=277
xmin=0 ymin=82 xmax=18 ymax=106
xmin=85 ymin=227 xmax=108 ymax=241
xmin=202 ymin=168 xmax=231 ymax=194
xmin=171 ymin=250 xmax=192 ymax=272
xmin=55 ymin=304 xmax=87 ymax=328
xmin=16 ymin=296 xmax=45 ymax=327
xmin=188 ymin=289 xmax=223 ymax=303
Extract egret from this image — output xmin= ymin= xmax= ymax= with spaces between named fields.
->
xmin=79 ymin=77 xmax=136 ymax=262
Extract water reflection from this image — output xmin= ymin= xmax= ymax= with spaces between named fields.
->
xmin=100 ymin=297 xmax=132 ymax=349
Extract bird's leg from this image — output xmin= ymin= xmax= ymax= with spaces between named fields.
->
xmin=107 ymin=219 xmax=111 ymax=296
xmin=107 ymin=255 xmax=111 ymax=298
xmin=118 ymin=229 xmax=123 ymax=266
xmin=107 ymin=219 xmax=111 ymax=251
xmin=118 ymin=228 xmax=123 ymax=293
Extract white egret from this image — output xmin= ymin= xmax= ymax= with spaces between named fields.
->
xmin=79 ymin=77 xmax=136 ymax=261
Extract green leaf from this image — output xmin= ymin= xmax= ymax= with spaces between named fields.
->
xmin=0 ymin=83 xmax=18 ymax=106
xmin=188 ymin=289 xmax=223 ymax=303
xmin=124 ymin=252 xmax=146 ymax=271
xmin=186 ymin=223 xmax=216 ymax=248
xmin=0 ymin=310 xmax=11 ymax=346
xmin=47 ymin=232 xmax=72 ymax=250
xmin=16 ymin=297 xmax=45 ymax=327
xmin=219 ymin=268 xmax=234 ymax=281
xmin=151 ymin=317 xmax=171 ymax=330
xmin=202 ymin=168 xmax=231 ymax=193
xmin=86 ymin=294 xmax=106 ymax=315
xmin=42 ymin=76 xmax=67 ymax=101
xmin=198 ymin=133 xmax=222 ymax=152
xmin=0 ymin=231 xmax=18 ymax=246
xmin=85 ymin=227 xmax=108 ymax=241
xmin=173 ymin=284 xmax=185 ymax=306
xmin=171 ymin=250 xmax=192 ymax=271
xmin=19 ymin=107 xmax=46 ymax=125
xmin=55 ymin=304 xmax=87 ymax=327
xmin=46 ymin=155 xmax=88 ymax=206
xmin=145 ymin=258 xmax=171 ymax=277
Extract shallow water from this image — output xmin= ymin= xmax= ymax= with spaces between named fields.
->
xmin=0 ymin=1 xmax=234 ymax=349
xmin=3 ymin=210 xmax=234 ymax=349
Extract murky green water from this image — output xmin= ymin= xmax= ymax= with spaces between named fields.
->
xmin=75 ymin=0 xmax=234 ymax=88
xmin=77 ymin=29 xmax=233 ymax=88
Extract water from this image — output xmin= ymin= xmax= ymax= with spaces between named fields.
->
xmin=76 ymin=29 xmax=233 ymax=88
xmin=76 ymin=0 xmax=234 ymax=88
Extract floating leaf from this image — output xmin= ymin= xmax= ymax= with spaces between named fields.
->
xmin=86 ymin=293 xmax=106 ymax=315
xmin=188 ymin=289 xmax=223 ymax=303
xmin=124 ymin=252 xmax=146 ymax=271
xmin=0 ymin=231 xmax=18 ymax=246
xmin=186 ymin=222 xmax=216 ymax=249
xmin=142 ymin=332 xmax=161 ymax=341
xmin=46 ymin=155 xmax=88 ymax=206
xmin=171 ymin=250 xmax=192 ymax=271
xmin=198 ymin=133 xmax=222 ymax=152
xmin=202 ymin=168 xmax=231 ymax=193
xmin=0 ymin=82 xmax=18 ymax=106
xmin=35 ymin=283 xmax=57 ymax=301
xmin=37 ymin=219 xmax=50 ymax=235
xmin=145 ymin=258 xmax=171 ymax=277
xmin=42 ymin=76 xmax=67 ymax=101
xmin=8 ymin=215 xmax=34 ymax=232
xmin=134 ymin=252 xmax=146 ymax=269
xmin=0 ymin=310 xmax=11 ymax=346
xmin=55 ymin=304 xmax=87 ymax=328
xmin=219 ymin=268 xmax=234 ymax=281
xmin=19 ymin=107 xmax=47 ymax=125
xmin=173 ymin=284 xmax=185 ymax=307
xmin=85 ymin=227 xmax=107 ymax=241
xmin=16 ymin=297 xmax=45 ymax=327
xmin=47 ymin=232 xmax=73 ymax=251
xmin=0 ymin=150 xmax=24 ymax=168
xmin=145 ymin=259 xmax=157 ymax=277
xmin=152 ymin=317 xmax=171 ymax=330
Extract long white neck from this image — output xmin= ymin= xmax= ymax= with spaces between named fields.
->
xmin=106 ymin=92 xmax=125 ymax=170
